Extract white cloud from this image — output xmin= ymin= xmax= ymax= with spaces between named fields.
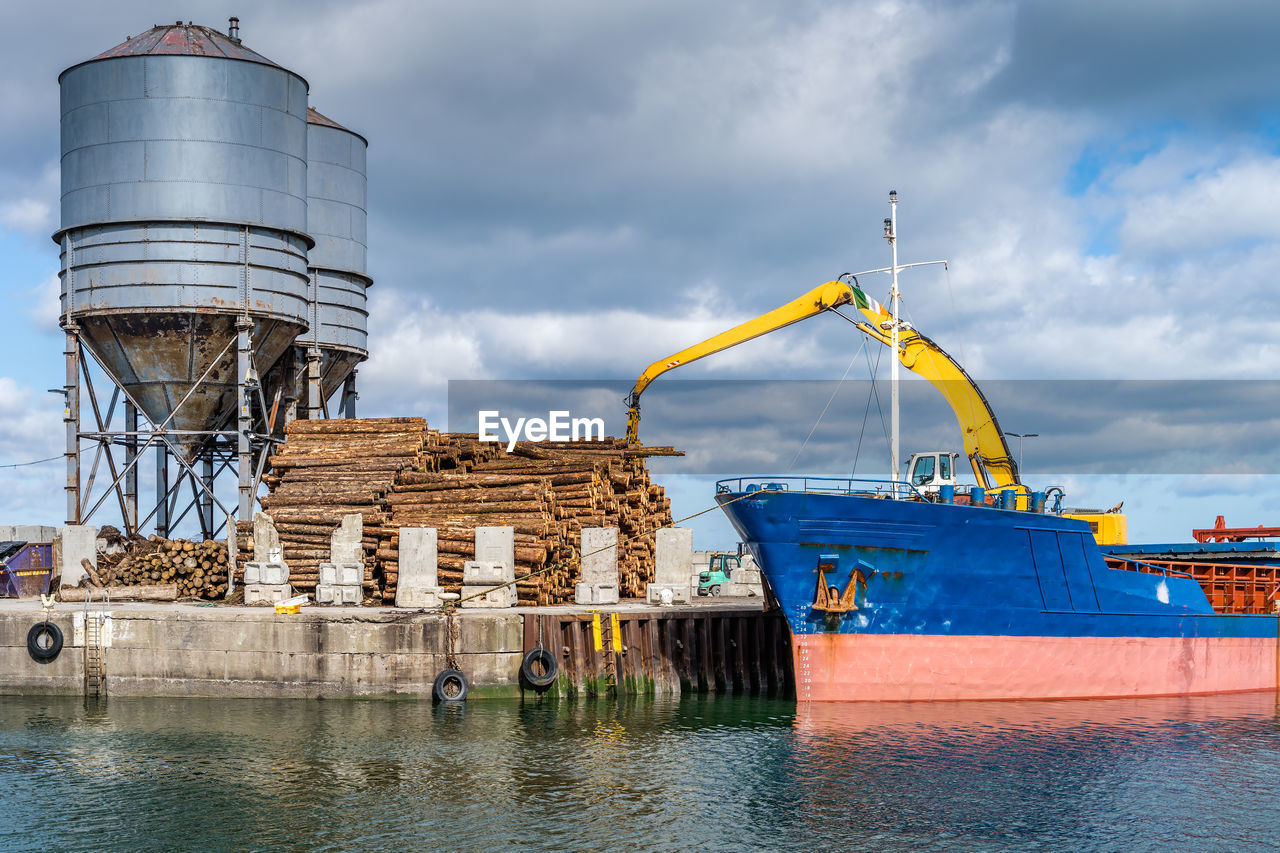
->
xmin=1116 ymin=152 xmax=1280 ymax=253
xmin=0 ymin=375 xmax=66 ymax=525
xmin=0 ymin=197 xmax=52 ymax=234
xmin=27 ymin=273 xmax=60 ymax=333
xmin=0 ymin=161 xmax=57 ymax=235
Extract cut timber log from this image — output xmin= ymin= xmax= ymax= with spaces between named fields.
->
xmin=61 ymin=583 xmax=178 ymax=602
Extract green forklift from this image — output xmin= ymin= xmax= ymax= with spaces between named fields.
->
xmin=697 ymin=552 xmax=740 ymax=596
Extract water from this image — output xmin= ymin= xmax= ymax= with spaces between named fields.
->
xmin=3 ymin=692 xmax=1280 ymax=851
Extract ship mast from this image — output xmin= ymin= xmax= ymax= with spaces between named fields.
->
xmin=884 ymin=190 xmax=900 ymax=494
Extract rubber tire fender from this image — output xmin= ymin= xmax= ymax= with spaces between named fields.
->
xmin=520 ymin=647 xmax=559 ymax=692
xmin=433 ymin=668 xmax=469 ymax=703
xmin=28 ymin=621 xmax=63 ymax=664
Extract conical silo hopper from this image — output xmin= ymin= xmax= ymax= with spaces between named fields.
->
xmin=55 ymin=22 xmax=312 ymax=452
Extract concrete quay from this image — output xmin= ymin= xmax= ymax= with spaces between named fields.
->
xmin=0 ymin=597 xmax=785 ymax=701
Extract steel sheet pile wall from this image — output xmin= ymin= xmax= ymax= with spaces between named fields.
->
xmin=260 ymin=419 xmax=680 ymax=604
xmin=56 ymin=24 xmax=312 ymax=438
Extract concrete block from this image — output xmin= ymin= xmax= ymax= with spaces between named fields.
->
xmin=654 ymin=527 xmax=693 ymax=586
xmin=580 ymin=527 xmax=619 ymax=587
xmin=252 ymin=512 xmax=282 ymax=563
xmin=460 ymin=584 xmax=517 ymax=608
xmin=319 ymin=563 xmax=363 ymax=586
xmin=243 ymin=562 xmax=289 ymax=586
xmin=329 ymin=513 xmax=364 ymax=565
xmin=398 ymin=527 xmax=439 ymax=587
xmin=244 ymin=584 xmax=293 ymax=606
xmin=315 ymin=584 xmax=361 ymax=605
xmin=463 ymin=560 xmax=509 ymax=585
xmin=646 ymin=582 xmax=692 ymax=606
xmin=397 ymin=587 xmax=444 ymax=609
xmin=396 ymin=528 xmax=443 ymax=609
xmin=56 ymin=524 xmax=98 ymax=588
xmin=575 ymin=582 xmax=619 ymax=606
xmin=475 ymin=526 xmax=514 ymax=572
xmin=0 ymin=525 xmax=57 ymax=543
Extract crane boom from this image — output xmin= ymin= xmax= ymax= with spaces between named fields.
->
xmin=625 ymin=279 xmax=1021 ymax=490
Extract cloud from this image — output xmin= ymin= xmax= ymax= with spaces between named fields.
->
xmin=990 ymin=0 xmax=1280 ymax=124
xmin=1115 ymin=153 xmax=1280 ymax=253
xmin=6 ymin=1 xmax=1280 ymax=538
xmin=0 ymin=161 xmax=58 ymax=236
xmin=1 ymin=198 xmax=52 ymax=234
xmin=0 ymin=374 xmax=66 ymax=525
xmin=27 ymin=274 xmax=60 ymax=333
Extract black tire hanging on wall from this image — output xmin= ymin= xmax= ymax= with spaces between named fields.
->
xmin=27 ymin=621 xmax=63 ymax=664
xmin=520 ymin=647 xmax=558 ymax=692
xmin=433 ymin=668 xmax=469 ymax=703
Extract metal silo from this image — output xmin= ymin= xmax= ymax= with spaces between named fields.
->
xmin=55 ymin=20 xmax=312 ymax=530
xmin=301 ymin=107 xmax=371 ymax=416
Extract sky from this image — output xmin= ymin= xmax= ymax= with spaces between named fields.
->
xmin=2 ymin=0 xmax=1280 ymax=545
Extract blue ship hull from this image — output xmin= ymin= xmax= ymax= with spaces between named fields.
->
xmin=715 ymin=479 xmax=1280 ymax=701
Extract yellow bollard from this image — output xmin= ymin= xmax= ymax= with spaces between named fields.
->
xmin=610 ymin=613 xmax=623 ymax=652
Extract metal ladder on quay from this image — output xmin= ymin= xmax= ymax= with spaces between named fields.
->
xmin=83 ymin=588 xmax=108 ymax=699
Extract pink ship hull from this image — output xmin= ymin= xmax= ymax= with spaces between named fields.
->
xmin=793 ymin=633 xmax=1280 ymax=702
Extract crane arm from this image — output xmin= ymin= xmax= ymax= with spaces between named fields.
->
xmin=837 ymin=299 xmax=1020 ymax=490
xmin=626 ymin=278 xmax=1021 ymax=490
xmin=624 ymin=280 xmax=864 ymax=442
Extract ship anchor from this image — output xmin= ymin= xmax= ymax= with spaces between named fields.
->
xmin=811 ymin=557 xmax=873 ymax=614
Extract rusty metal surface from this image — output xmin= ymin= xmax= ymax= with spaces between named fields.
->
xmin=307 ymin=107 xmax=368 ymax=144
xmin=83 ymin=23 xmax=285 ymax=70
xmin=75 ymin=312 xmax=302 ymax=442
xmin=522 ymin=608 xmax=793 ymax=698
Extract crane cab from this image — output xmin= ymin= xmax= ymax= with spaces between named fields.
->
xmin=906 ymin=451 xmax=959 ymax=494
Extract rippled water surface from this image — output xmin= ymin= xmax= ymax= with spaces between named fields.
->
xmin=3 ymin=692 xmax=1280 ymax=851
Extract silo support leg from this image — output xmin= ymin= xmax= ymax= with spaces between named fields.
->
xmin=237 ymin=322 xmax=253 ymax=523
xmin=342 ymin=370 xmax=358 ymax=419
xmin=64 ymin=328 xmax=81 ymax=525
xmin=156 ymin=443 xmax=169 ymax=538
xmin=305 ymin=348 xmax=323 ymax=420
xmin=125 ymin=402 xmax=138 ymax=536
xmin=201 ymin=454 xmax=215 ymax=539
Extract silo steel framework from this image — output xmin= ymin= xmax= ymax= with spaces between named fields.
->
xmin=55 ymin=21 xmax=315 ymax=537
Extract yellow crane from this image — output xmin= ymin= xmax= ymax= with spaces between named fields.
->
xmin=625 ymin=276 xmax=1129 ymax=543
xmin=623 ymin=277 xmax=1022 ymax=491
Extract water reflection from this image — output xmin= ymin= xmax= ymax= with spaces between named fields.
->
xmin=0 ymin=693 xmax=1277 ymax=851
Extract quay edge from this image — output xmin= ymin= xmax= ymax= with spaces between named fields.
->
xmin=0 ymin=599 xmax=790 ymax=701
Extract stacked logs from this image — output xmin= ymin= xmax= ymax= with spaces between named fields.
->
xmin=260 ymin=417 xmax=432 ymax=598
xmin=97 ymin=536 xmax=230 ymax=599
xmin=375 ymin=436 xmax=678 ymax=605
xmin=261 ymin=418 xmax=680 ymax=605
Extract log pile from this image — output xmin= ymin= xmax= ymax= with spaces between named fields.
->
xmin=97 ymin=536 xmax=229 ymax=599
xmin=262 ymin=418 xmax=680 ymax=605
xmin=259 ymin=417 xmax=431 ymax=599
xmin=376 ymin=437 xmax=677 ymax=605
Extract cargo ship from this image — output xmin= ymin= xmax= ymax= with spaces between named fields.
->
xmin=626 ymin=192 xmax=1280 ymax=702
xmin=714 ymin=477 xmax=1280 ymax=701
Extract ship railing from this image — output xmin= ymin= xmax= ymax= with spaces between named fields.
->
xmin=715 ymin=476 xmax=925 ymax=501
xmin=1103 ymin=554 xmax=1195 ymax=580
